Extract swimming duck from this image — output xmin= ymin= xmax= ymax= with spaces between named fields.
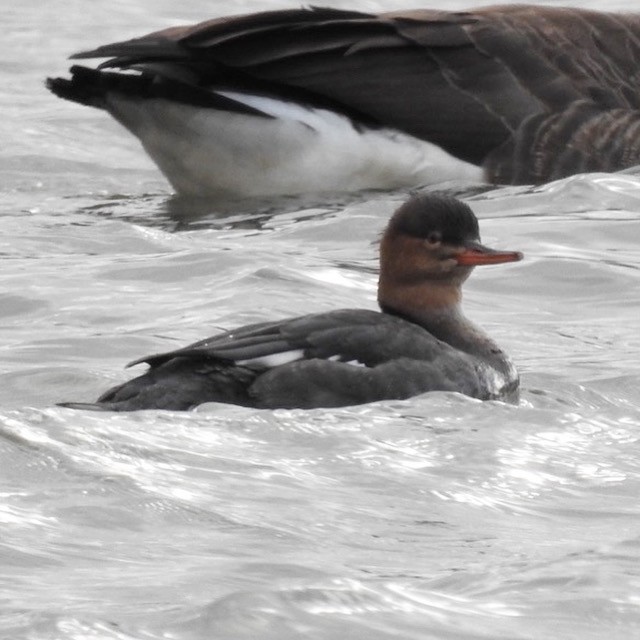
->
xmin=47 ymin=5 xmax=640 ymax=199
xmin=59 ymin=193 xmax=522 ymax=411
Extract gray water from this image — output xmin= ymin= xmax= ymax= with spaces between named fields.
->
xmin=2 ymin=1 xmax=640 ymax=638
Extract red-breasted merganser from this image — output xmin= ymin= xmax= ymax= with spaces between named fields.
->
xmin=47 ymin=6 xmax=640 ymax=198
xmin=59 ymin=194 xmax=523 ymax=411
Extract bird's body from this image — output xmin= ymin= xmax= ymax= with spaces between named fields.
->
xmin=59 ymin=194 xmax=522 ymax=412
xmin=48 ymin=5 xmax=640 ymax=198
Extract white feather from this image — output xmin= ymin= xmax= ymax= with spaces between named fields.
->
xmin=236 ymin=349 xmax=305 ymax=368
xmin=328 ymin=355 xmax=366 ymax=367
xmin=105 ymin=92 xmax=484 ymax=198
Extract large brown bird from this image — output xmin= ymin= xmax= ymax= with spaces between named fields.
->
xmin=48 ymin=5 xmax=640 ymax=198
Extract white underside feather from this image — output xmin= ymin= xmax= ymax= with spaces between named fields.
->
xmin=105 ymin=91 xmax=484 ymax=198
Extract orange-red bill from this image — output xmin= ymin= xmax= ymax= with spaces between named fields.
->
xmin=455 ymin=243 xmax=523 ymax=266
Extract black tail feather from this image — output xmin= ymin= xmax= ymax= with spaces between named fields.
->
xmin=46 ymin=65 xmax=273 ymax=117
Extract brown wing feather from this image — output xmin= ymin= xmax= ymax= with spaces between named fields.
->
xmin=60 ymin=5 xmax=640 ymax=184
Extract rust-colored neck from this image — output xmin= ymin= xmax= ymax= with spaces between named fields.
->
xmin=377 ymin=232 xmax=502 ymax=363
xmin=377 ymin=231 xmax=465 ymax=323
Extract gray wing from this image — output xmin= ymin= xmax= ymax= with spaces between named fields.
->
xmin=129 ymin=309 xmax=447 ymax=369
xmin=123 ymin=309 xmax=484 ymax=409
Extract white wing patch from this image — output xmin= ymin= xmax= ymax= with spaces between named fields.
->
xmin=328 ymin=355 xmax=366 ymax=367
xmin=236 ymin=351 xmax=368 ymax=369
xmin=236 ymin=349 xmax=305 ymax=368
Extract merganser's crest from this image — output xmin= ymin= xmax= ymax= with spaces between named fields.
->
xmin=387 ymin=194 xmax=480 ymax=244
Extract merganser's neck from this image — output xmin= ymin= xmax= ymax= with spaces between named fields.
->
xmin=378 ymin=281 xmax=514 ymax=378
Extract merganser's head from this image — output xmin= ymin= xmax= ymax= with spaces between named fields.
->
xmin=378 ymin=193 xmax=522 ymax=312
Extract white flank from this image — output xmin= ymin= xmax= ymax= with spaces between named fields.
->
xmin=105 ymin=91 xmax=484 ymax=198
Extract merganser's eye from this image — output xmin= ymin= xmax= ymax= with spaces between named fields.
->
xmin=425 ymin=231 xmax=442 ymax=246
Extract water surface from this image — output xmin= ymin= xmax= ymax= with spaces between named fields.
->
xmin=2 ymin=1 xmax=640 ymax=638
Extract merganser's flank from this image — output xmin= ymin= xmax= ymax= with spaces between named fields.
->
xmin=59 ymin=194 xmax=522 ymax=412
xmin=47 ymin=5 xmax=640 ymax=198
